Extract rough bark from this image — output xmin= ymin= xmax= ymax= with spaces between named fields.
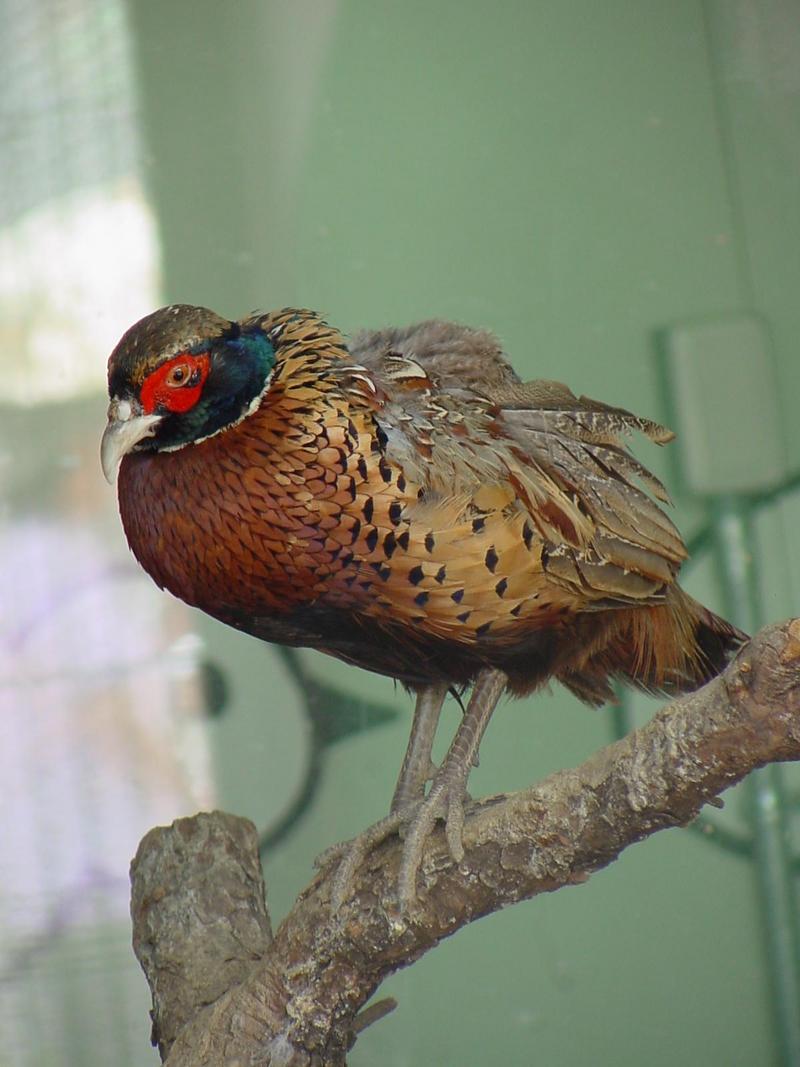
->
xmin=130 ymin=619 xmax=800 ymax=1066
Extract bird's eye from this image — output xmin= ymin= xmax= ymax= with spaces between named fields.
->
xmin=140 ymin=352 xmax=210 ymax=415
xmin=165 ymin=364 xmax=190 ymax=387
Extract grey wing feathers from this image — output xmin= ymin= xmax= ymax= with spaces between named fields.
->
xmin=349 ymin=320 xmax=520 ymax=390
xmin=493 ymin=381 xmax=686 ymax=604
xmin=488 ymin=379 xmax=674 ymax=443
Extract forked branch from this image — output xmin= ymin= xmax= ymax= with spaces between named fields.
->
xmin=130 ymin=619 xmax=800 ymax=1066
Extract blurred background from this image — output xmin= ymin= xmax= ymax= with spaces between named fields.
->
xmin=1 ymin=1 xmax=799 ymax=1064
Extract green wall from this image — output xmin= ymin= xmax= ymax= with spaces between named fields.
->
xmin=127 ymin=2 xmax=799 ymax=1064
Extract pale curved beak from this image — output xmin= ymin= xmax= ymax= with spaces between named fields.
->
xmin=101 ymin=398 xmax=162 ymax=484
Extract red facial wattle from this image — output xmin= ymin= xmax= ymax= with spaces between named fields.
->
xmin=140 ymin=353 xmax=210 ymax=415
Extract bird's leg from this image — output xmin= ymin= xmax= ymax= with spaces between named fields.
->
xmin=318 ymin=669 xmax=507 ymax=911
xmin=397 ymin=667 xmax=507 ymax=907
xmin=390 ymin=682 xmax=449 ymax=813
xmin=319 ymin=682 xmax=447 ymax=909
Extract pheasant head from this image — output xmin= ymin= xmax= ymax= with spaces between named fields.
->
xmin=101 ymin=304 xmax=278 ymax=482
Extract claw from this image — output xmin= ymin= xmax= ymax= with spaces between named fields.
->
xmin=317 ymin=790 xmax=467 ymax=912
xmin=444 ymin=793 xmax=465 ymax=863
xmin=397 ymin=776 xmax=469 ymax=908
xmin=317 ymin=808 xmax=414 ymax=910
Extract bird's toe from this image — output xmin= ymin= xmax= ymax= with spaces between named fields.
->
xmin=317 ymin=808 xmax=415 ymax=911
xmin=397 ymin=780 xmax=469 ymax=910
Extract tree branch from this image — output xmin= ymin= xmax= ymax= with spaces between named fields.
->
xmin=130 ymin=619 xmax=800 ymax=1066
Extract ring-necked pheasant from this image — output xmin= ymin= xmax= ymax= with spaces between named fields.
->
xmin=102 ymin=305 xmax=744 ymax=907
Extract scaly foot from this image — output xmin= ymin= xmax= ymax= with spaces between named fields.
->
xmin=317 ymin=808 xmax=413 ymax=911
xmin=396 ymin=768 xmax=470 ymax=907
xmin=316 ymin=781 xmax=469 ymax=912
xmin=318 ymin=668 xmax=508 ymax=911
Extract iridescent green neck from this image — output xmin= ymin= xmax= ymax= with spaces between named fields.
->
xmin=153 ymin=325 xmax=277 ymax=450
